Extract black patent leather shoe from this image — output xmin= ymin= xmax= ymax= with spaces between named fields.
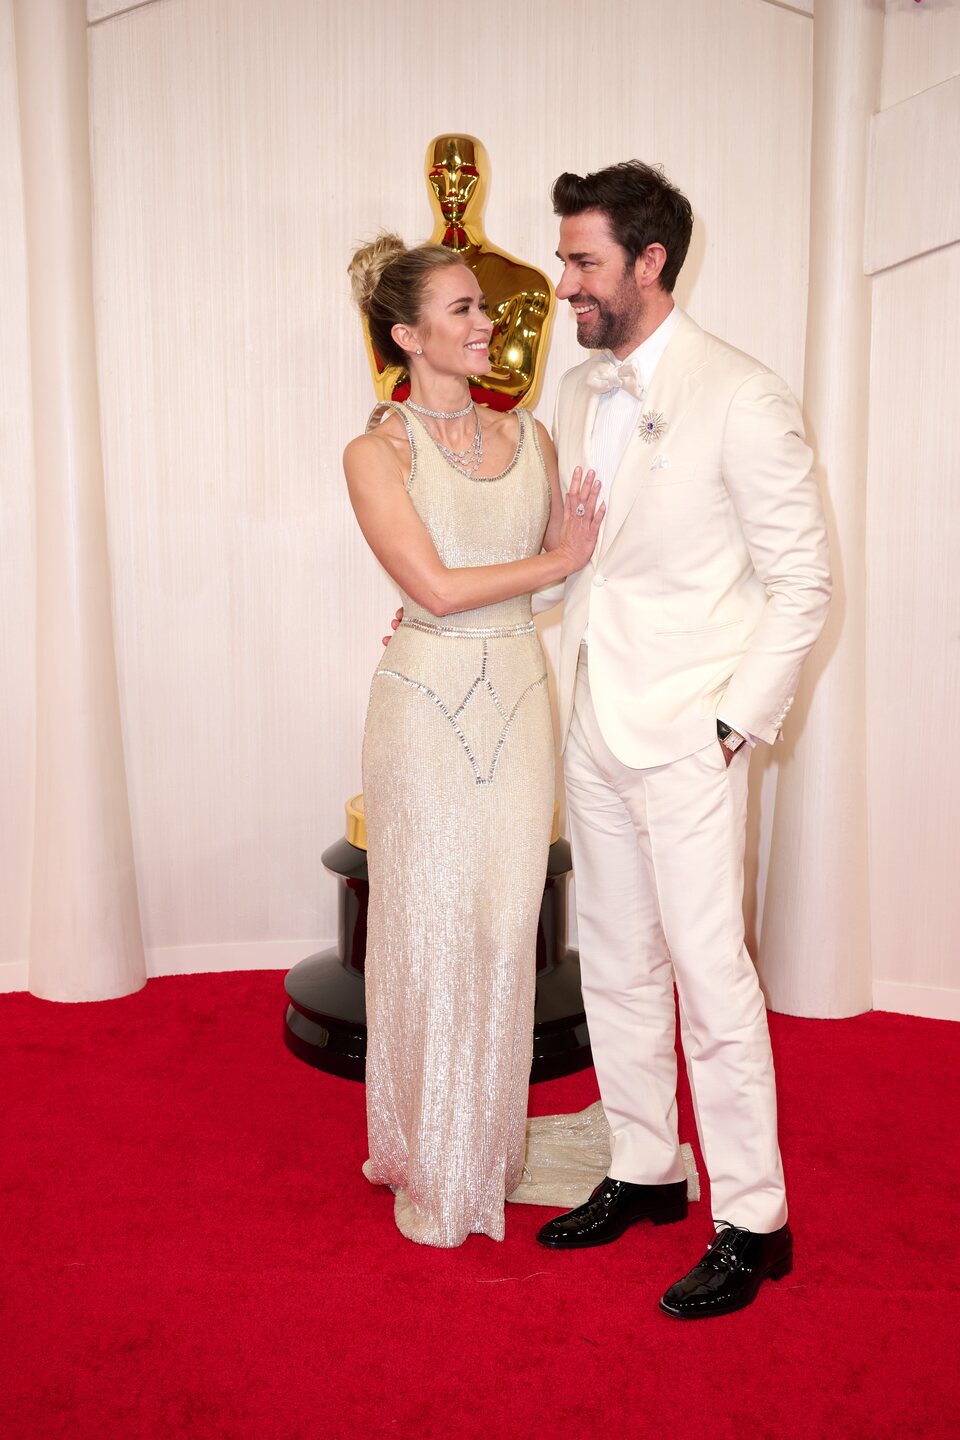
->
xmin=536 ymin=1177 xmax=688 ymax=1250
xmin=659 ymin=1222 xmax=793 ymax=1318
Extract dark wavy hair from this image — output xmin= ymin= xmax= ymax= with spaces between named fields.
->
xmin=551 ymin=161 xmax=693 ymax=293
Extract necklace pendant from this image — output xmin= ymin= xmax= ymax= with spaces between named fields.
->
xmin=436 ymin=409 xmax=483 ymax=478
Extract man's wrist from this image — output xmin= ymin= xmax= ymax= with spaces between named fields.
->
xmin=717 ymin=720 xmax=746 ymax=754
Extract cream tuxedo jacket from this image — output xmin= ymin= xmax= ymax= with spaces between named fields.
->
xmin=553 ymin=311 xmax=831 ymax=767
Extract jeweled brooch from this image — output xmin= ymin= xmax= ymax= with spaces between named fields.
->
xmin=639 ymin=411 xmax=667 ymax=444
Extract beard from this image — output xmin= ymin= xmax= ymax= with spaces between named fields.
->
xmin=573 ymin=277 xmax=646 ymax=352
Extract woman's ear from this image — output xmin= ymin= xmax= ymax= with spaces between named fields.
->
xmin=391 ymin=322 xmax=422 ymax=359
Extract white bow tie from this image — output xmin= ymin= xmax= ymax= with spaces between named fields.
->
xmin=585 ymin=357 xmax=646 ymax=402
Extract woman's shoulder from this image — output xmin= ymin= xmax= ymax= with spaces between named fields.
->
xmin=483 ymin=408 xmax=554 ymax=457
xmin=531 ymin=416 xmax=552 ymax=448
xmin=363 ymin=400 xmax=413 ymax=437
xmin=477 ymin=404 xmax=523 ymax=437
xmin=477 ymin=405 xmax=537 ymax=461
xmin=343 ymin=407 xmax=411 ymax=477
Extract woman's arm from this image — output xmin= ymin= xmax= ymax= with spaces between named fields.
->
xmin=537 ymin=421 xmax=566 ymax=554
xmin=344 ymin=429 xmax=602 ymax=619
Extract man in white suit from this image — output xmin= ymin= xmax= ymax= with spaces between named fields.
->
xmin=534 ymin=161 xmax=831 ymax=1319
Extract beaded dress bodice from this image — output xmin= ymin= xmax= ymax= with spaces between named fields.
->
xmin=366 ymin=403 xmax=549 ymax=632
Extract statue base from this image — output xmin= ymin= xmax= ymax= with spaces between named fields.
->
xmin=283 ymin=831 xmax=591 ymax=1084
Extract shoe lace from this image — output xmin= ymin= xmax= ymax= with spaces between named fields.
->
xmin=704 ymin=1222 xmax=752 ymax=1271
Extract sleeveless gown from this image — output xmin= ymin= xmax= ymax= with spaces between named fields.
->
xmin=360 ymin=403 xmax=555 ymax=1247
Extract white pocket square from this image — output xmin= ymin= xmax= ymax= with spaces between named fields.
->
xmin=649 ymin=455 xmax=670 ymax=471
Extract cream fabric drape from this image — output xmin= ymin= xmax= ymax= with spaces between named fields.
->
xmin=0 ymin=0 xmax=33 ymax=994
xmin=758 ymin=0 xmax=883 ymax=1018
xmin=12 ymin=0 xmax=144 ymax=1000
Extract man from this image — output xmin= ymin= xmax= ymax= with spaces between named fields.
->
xmin=535 ymin=161 xmax=831 ymax=1319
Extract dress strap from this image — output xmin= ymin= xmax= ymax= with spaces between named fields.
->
xmin=365 ymin=400 xmax=417 ymax=492
xmin=524 ymin=406 xmax=544 ymax=465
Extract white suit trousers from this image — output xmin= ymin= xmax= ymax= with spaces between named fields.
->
xmin=564 ymin=652 xmax=788 ymax=1232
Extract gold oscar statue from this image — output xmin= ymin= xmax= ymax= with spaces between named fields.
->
xmin=365 ymin=135 xmax=554 ymax=410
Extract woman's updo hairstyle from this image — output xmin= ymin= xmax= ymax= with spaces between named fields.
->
xmin=348 ymin=233 xmax=465 ymax=369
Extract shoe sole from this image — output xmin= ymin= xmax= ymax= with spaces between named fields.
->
xmin=537 ymin=1203 xmax=688 ymax=1250
xmin=658 ymin=1253 xmax=793 ymax=1319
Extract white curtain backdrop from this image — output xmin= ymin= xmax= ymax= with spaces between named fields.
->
xmin=1 ymin=0 xmax=957 ymax=1019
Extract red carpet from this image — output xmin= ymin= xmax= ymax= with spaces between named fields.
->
xmin=0 ymin=972 xmax=957 ymax=1439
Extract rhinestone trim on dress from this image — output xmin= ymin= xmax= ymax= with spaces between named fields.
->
xmin=364 ymin=401 xmax=419 ymax=492
xmin=400 ymin=617 xmax=536 ymax=639
xmin=404 ymin=405 xmax=526 ymax=483
xmin=377 ymin=640 xmax=546 ymax=786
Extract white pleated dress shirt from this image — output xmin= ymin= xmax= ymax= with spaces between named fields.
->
xmin=582 ymin=305 xmax=680 ymax=645
xmin=588 ymin=304 xmax=682 ymax=499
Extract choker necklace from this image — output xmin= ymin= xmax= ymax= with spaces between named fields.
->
xmin=406 ymin=398 xmax=474 ymax=420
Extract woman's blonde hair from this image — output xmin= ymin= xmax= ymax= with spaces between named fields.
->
xmin=348 ymin=233 xmax=464 ymax=368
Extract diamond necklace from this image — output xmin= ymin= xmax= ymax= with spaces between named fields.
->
xmin=406 ymin=397 xmax=474 ymax=420
xmin=427 ymin=404 xmax=484 ymax=477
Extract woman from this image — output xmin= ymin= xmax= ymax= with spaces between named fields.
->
xmin=344 ymin=234 xmax=603 ymax=1247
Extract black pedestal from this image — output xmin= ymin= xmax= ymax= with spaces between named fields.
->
xmin=283 ymin=836 xmax=590 ymax=1083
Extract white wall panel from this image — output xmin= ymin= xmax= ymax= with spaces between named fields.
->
xmin=0 ymin=0 xmax=35 ymax=991
xmin=865 ymin=74 xmax=960 ymax=274
xmin=881 ymin=0 xmax=960 ymax=109
xmin=862 ymin=0 xmax=960 ymax=1017
xmin=76 ymin=0 xmax=812 ymax=969
xmin=866 ymin=243 xmax=960 ymax=1007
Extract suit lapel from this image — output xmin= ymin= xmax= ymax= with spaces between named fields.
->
xmin=598 ymin=314 xmax=710 ymax=562
xmin=565 ymin=371 xmax=600 ymax=479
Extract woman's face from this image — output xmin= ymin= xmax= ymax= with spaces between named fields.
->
xmin=412 ymin=265 xmax=493 ymax=376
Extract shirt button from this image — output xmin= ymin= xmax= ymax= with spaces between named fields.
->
xmin=592 ymin=574 xmax=605 ymax=587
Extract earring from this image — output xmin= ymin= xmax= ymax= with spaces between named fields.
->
xmin=415 ymin=348 xmax=423 ymax=356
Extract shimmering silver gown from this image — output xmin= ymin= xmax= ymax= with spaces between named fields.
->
xmin=360 ymin=403 xmax=555 ymax=1247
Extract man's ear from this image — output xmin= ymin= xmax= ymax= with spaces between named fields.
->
xmin=391 ymin=322 xmax=421 ymax=359
xmin=635 ymin=243 xmax=667 ymax=290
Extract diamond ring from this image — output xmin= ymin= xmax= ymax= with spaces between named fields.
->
xmin=575 ymin=503 xmax=586 ymax=517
